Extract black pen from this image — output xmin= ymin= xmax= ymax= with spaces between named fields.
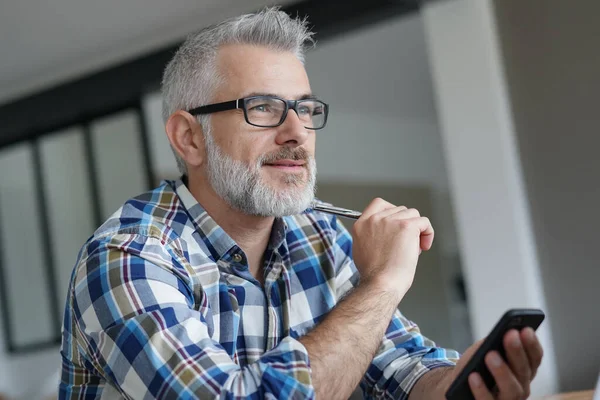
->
xmin=311 ymin=202 xmax=362 ymax=220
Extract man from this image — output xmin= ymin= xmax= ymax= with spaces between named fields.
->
xmin=59 ymin=8 xmax=543 ymax=400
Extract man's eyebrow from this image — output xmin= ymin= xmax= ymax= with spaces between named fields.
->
xmin=241 ymin=92 xmax=316 ymax=100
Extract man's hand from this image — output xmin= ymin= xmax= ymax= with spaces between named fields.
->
xmin=452 ymin=328 xmax=544 ymax=399
xmin=301 ymin=197 xmax=436 ymax=399
xmin=352 ymin=197 xmax=434 ymax=300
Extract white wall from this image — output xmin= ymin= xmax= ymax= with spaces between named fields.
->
xmin=422 ymin=0 xmax=559 ymax=396
xmin=493 ymin=0 xmax=600 ymax=391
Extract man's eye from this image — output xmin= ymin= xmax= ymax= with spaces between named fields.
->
xmin=250 ymin=104 xmax=270 ymax=112
xmin=298 ymin=106 xmax=312 ymax=115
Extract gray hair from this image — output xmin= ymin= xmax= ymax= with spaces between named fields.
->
xmin=161 ymin=7 xmax=316 ymax=175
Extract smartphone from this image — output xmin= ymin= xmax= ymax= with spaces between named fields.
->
xmin=445 ymin=308 xmax=545 ymax=400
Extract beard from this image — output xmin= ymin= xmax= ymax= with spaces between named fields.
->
xmin=203 ymin=127 xmax=317 ymax=217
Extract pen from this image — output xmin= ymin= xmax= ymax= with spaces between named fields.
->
xmin=311 ymin=202 xmax=362 ymax=220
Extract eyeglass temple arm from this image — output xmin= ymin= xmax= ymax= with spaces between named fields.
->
xmin=188 ymin=99 xmax=240 ymax=115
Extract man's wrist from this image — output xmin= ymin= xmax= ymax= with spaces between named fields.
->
xmin=359 ymin=274 xmax=406 ymax=304
xmin=435 ymin=366 xmax=457 ymax=396
xmin=409 ymin=366 xmax=456 ymax=400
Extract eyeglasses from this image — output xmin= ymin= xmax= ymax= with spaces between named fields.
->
xmin=188 ymin=95 xmax=329 ymax=130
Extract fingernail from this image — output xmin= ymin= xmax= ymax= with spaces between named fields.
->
xmin=469 ymin=373 xmax=482 ymax=388
xmin=489 ymin=353 xmax=503 ymax=368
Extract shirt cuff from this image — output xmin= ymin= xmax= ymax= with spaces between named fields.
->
xmin=400 ymin=359 xmax=456 ymax=398
xmin=260 ymin=336 xmax=313 ymax=388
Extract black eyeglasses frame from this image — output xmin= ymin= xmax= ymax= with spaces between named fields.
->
xmin=187 ymin=95 xmax=329 ymax=130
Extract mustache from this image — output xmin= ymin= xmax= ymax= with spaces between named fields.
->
xmin=259 ymin=147 xmax=311 ymax=165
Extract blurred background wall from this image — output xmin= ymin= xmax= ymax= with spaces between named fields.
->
xmin=0 ymin=0 xmax=597 ymax=398
xmin=493 ymin=0 xmax=600 ymax=391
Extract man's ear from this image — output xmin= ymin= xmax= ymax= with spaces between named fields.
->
xmin=165 ymin=111 xmax=206 ymax=169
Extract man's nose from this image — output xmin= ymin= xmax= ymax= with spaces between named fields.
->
xmin=274 ymin=108 xmax=309 ymax=146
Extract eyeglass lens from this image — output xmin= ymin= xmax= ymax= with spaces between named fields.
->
xmin=244 ymin=96 xmax=326 ymax=129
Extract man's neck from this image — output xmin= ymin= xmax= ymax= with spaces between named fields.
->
xmin=187 ymin=175 xmax=273 ymax=283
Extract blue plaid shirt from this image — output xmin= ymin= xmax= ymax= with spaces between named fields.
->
xmin=59 ymin=179 xmax=458 ymax=399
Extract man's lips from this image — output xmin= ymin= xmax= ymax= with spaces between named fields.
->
xmin=264 ymin=159 xmax=306 ymax=167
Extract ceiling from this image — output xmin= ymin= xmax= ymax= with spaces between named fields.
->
xmin=0 ymin=0 xmax=436 ymax=123
xmin=0 ymin=0 xmax=296 ymax=105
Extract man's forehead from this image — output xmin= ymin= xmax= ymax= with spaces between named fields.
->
xmin=214 ymin=45 xmax=312 ymax=100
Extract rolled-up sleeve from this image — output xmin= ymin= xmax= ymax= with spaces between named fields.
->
xmin=62 ymin=232 xmax=314 ymax=400
xmin=362 ymin=310 xmax=458 ymax=399
xmin=330 ymin=217 xmax=459 ymax=399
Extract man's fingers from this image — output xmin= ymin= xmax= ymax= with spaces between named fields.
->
xmin=384 ymin=215 xmax=434 ymax=244
xmin=361 ymin=197 xmax=397 ymax=219
xmin=358 ymin=200 xmax=434 ymax=252
xmin=411 ymin=216 xmax=434 ymax=250
xmin=468 ymin=373 xmax=495 ymax=400
xmin=386 ymin=215 xmax=432 ymax=235
xmin=409 ymin=216 xmax=433 ymax=251
xmin=521 ymin=327 xmax=544 ymax=379
xmin=503 ymin=330 xmax=532 ymax=393
xmin=420 ymin=225 xmax=434 ymax=251
xmin=374 ymin=205 xmax=410 ymax=219
xmin=485 ymin=351 xmax=527 ymax=399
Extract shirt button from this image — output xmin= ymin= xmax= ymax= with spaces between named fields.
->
xmin=232 ymin=253 xmax=243 ymax=263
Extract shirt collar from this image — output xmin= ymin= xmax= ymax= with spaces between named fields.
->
xmin=269 ymin=217 xmax=288 ymax=256
xmin=171 ymin=178 xmax=237 ymax=262
xmin=171 ymin=177 xmax=289 ymax=262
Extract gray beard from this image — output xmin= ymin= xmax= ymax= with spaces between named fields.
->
xmin=203 ymin=128 xmax=316 ymax=217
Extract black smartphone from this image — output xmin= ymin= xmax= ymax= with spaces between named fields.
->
xmin=445 ymin=308 xmax=545 ymax=400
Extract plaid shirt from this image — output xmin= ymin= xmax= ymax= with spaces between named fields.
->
xmin=59 ymin=179 xmax=458 ymax=399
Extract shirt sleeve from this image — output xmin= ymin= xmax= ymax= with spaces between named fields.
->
xmin=65 ymin=232 xmax=314 ymax=400
xmin=330 ymin=217 xmax=460 ymax=399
